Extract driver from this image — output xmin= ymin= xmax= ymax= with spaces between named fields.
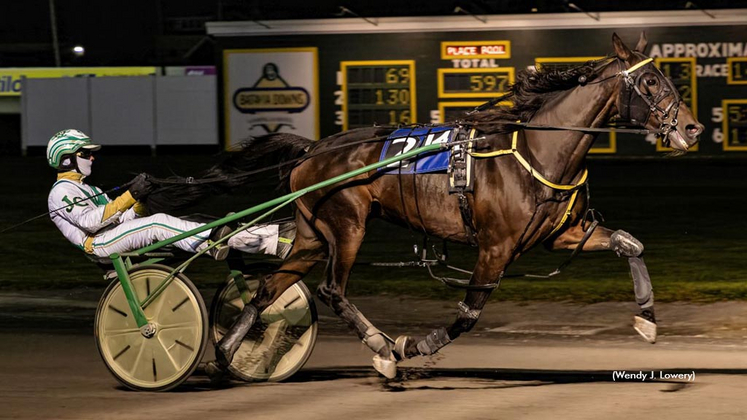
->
xmin=46 ymin=129 xmax=294 ymax=262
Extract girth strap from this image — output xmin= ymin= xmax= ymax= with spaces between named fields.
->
xmin=457 ymin=193 xmax=477 ymax=246
xmin=449 ymin=128 xmax=479 ymax=246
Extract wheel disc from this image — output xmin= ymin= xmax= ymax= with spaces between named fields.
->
xmin=95 ymin=266 xmax=207 ymax=391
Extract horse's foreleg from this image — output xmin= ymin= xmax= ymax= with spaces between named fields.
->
xmin=315 ymin=218 xmax=400 ymax=378
xmin=394 ymin=247 xmax=505 ymax=360
xmin=550 ymin=224 xmax=656 ymax=343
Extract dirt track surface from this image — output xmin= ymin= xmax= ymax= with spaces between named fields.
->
xmin=2 ymin=292 xmax=747 ymax=419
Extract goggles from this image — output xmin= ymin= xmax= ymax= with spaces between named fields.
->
xmin=76 ymin=149 xmax=95 ymax=159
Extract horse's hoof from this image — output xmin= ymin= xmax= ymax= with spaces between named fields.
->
xmin=372 ymin=355 xmax=397 ymax=379
xmin=633 ymin=315 xmax=657 ymax=344
xmin=393 ymin=335 xmax=413 ymax=361
xmin=205 ymin=361 xmax=229 ymax=384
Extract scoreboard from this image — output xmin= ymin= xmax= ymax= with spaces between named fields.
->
xmin=340 ymin=60 xmax=416 ymax=130
xmin=655 ymin=58 xmax=698 ymax=151
xmin=216 ymin=17 xmax=747 ymax=156
xmin=722 ymin=100 xmax=747 ymax=151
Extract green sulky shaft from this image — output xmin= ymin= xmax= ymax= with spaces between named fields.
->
xmin=125 ymin=141 xmax=444 ymax=257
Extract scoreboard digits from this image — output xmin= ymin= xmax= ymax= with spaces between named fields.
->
xmin=722 ymin=100 xmax=747 ymax=151
xmin=341 ymin=60 xmax=416 ymax=130
xmin=437 ymin=68 xmax=514 ymax=98
xmin=727 ymin=57 xmax=747 ymax=85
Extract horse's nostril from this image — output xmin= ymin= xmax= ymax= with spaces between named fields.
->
xmin=686 ymin=124 xmax=703 ymax=137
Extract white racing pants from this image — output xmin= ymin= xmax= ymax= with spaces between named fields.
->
xmin=227 ymin=224 xmax=278 ymax=255
xmin=88 ymin=213 xmax=278 ymax=258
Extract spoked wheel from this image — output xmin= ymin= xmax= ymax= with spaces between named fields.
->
xmin=94 ymin=265 xmax=208 ymax=392
xmin=210 ymin=263 xmax=318 ymax=382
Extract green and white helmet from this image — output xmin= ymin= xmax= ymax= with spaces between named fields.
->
xmin=46 ymin=129 xmax=101 ymax=169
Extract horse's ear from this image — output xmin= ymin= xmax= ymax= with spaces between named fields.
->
xmin=612 ymin=32 xmax=632 ymax=61
xmin=634 ymin=32 xmax=648 ymax=53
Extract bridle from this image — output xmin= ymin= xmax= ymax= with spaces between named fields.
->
xmin=615 ymin=55 xmax=682 ymax=146
xmin=468 ymin=54 xmax=684 ymax=142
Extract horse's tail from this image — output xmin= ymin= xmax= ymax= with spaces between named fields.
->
xmin=145 ymin=133 xmax=313 ymax=213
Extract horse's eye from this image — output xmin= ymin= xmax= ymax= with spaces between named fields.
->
xmin=646 ymin=78 xmax=657 ymax=86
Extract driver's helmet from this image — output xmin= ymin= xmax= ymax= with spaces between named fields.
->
xmin=46 ymin=129 xmax=101 ymax=169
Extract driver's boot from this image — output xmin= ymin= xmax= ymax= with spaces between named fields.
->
xmin=207 ymin=226 xmax=232 ymax=261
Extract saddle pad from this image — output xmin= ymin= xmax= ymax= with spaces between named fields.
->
xmin=378 ymin=126 xmax=457 ymax=174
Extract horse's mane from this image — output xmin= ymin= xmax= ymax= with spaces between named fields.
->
xmin=463 ymin=60 xmax=602 ymax=133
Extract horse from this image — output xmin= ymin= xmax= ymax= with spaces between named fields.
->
xmin=148 ymin=33 xmax=703 ymax=379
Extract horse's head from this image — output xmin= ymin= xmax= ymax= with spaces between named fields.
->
xmin=612 ymin=33 xmax=703 ymax=151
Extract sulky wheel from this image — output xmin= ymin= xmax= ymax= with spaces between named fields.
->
xmin=94 ymin=265 xmax=208 ymax=391
xmin=210 ymin=263 xmax=318 ymax=382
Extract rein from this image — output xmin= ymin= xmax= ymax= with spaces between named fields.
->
xmin=153 ymin=57 xmax=669 ymax=189
xmin=150 ymin=122 xmax=657 ymax=189
xmin=150 ymin=134 xmax=391 ymax=186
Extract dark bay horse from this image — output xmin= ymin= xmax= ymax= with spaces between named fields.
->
xmin=152 ymin=33 xmax=703 ymax=379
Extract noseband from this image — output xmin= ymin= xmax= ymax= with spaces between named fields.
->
xmin=617 ymin=57 xmax=682 ymax=145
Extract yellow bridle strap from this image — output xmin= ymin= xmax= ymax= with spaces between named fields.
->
xmin=470 ymin=130 xmax=588 ymax=191
xmin=623 ymin=57 xmax=653 ymax=75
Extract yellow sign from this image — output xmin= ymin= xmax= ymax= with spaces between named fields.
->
xmin=0 ymin=67 xmax=158 ymax=96
xmin=441 ymin=41 xmax=511 ymax=60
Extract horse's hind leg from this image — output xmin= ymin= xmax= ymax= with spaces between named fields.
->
xmin=550 ymin=223 xmax=656 ymax=343
xmin=214 ymin=212 xmax=326 ymax=368
xmin=394 ymin=245 xmax=508 ymax=360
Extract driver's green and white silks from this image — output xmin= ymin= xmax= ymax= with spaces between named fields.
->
xmin=48 ymin=175 xmax=136 ymax=250
xmin=49 ymin=176 xmax=211 ymax=255
xmin=87 ymin=216 xmax=280 ymax=258
xmin=227 ymin=224 xmax=279 ymax=255
xmin=49 ymin=173 xmax=280 ymax=257
xmin=86 ymin=213 xmax=210 ymax=258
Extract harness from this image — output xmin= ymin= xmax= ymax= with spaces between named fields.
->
xmin=450 ymin=56 xmax=681 ymax=243
xmin=469 ymin=127 xmax=588 ymax=237
xmin=448 ymin=128 xmax=478 ymax=244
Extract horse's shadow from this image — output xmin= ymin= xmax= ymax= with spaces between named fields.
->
xmin=151 ymin=366 xmax=747 ymax=393
xmin=286 ymin=367 xmax=701 ymax=393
